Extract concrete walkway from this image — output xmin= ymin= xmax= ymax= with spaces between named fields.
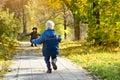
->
xmin=3 ymin=42 xmax=93 ymax=80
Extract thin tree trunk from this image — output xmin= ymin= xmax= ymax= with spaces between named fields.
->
xmin=63 ymin=5 xmax=67 ymax=40
xmin=73 ymin=14 xmax=80 ymax=40
xmin=64 ymin=19 xmax=67 ymax=40
xmin=93 ymin=2 xmax=100 ymax=25
xmin=93 ymin=1 xmax=101 ymax=45
xmin=22 ymin=8 xmax=27 ymax=34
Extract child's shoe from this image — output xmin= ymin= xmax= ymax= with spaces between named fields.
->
xmin=31 ymin=44 xmax=33 ymax=47
xmin=47 ymin=68 xmax=52 ymax=73
xmin=52 ymin=62 xmax=57 ymax=70
xmin=35 ymin=44 xmax=37 ymax=47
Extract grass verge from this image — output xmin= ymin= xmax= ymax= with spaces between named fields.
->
xmin=60 ymin=41 xmax=120 ymax=80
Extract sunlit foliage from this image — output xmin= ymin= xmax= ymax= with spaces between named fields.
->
xmin=0 ymin=8 xmax=18 ymax=60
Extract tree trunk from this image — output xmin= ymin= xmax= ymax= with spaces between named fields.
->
xmin=93 ymin=2 xmax=100 ymax=25
xmin=93 ymin=1 xmax=101 ymax=45
xmin=63 ymin=5 xmax=67 ymax=40
xmin=73 ymin=14 xmax=80 ymax=40
xmin=64 ymin=18 xmax=67 ymax=40
xmin=22 ymin=8 xmax=27 ymax=34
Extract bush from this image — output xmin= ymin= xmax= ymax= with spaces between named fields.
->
xmin=0 ymin=8 xmax=18 ymax=77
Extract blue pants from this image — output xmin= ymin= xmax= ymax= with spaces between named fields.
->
xmin=44 ymin=56 xmax=57 ymax=69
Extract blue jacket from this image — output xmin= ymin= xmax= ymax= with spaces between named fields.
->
xmin=32 ymin=29 xmax=61 ymax=57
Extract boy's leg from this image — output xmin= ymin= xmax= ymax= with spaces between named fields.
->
xmin=44 ymin=56 xmax=52 ymax=73
xmin=34 ymin=44 xmax=37 ymax=47
xmin=31 ymin=44 xmax=33 ymax=47
xmin=51 ymin=56 xmax=57 ymax=70
xmin=30 ymin=39 xmax=33 ymax=47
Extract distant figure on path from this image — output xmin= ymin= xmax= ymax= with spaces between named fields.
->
xmin=32 ymin=20 xmax=61 ymax=73
xmin=25 ymin=27 xmax=40 ymax=47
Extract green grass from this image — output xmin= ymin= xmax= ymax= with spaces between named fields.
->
xmin=60 ymin=41 xmax=120 ymax=80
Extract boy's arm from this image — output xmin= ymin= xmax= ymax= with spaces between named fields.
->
xmin=25 ymin=32 xmax=32 ymax=36
xmin=37 ymin=33 xmax=41 ymax=36
xmin=57 ymin=35 xmax=62 ymax=42
xmin=32 ymin=33 xmax=45 ymax=44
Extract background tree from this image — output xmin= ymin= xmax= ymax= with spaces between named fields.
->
xmin=54 ymin=0 xmax=87 ymax=40
xmin=1 ymin=0 xmax=120 ymax=45
xmin=87 ymin=0 xmax=120 ymax=46
xmin=25 ymin=0 xmax=73 ymax=40
xmin=4 ymin=0 xmax=28 ymax=34
xmin=50 ymin=0 xmax=120 ymax=45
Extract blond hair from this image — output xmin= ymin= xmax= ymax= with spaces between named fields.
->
xmin=45 ymin=20 xmax=55 ymax=30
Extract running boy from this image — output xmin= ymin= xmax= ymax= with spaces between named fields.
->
xmin=32 ymin=20 xmax=61 ymax=73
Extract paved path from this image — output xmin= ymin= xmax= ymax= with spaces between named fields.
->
xmin=3 ymin=42 xmax=93 ymax=80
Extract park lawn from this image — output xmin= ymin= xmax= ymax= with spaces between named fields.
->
xmin=60 ymin=41 xmax=120 ymax=80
